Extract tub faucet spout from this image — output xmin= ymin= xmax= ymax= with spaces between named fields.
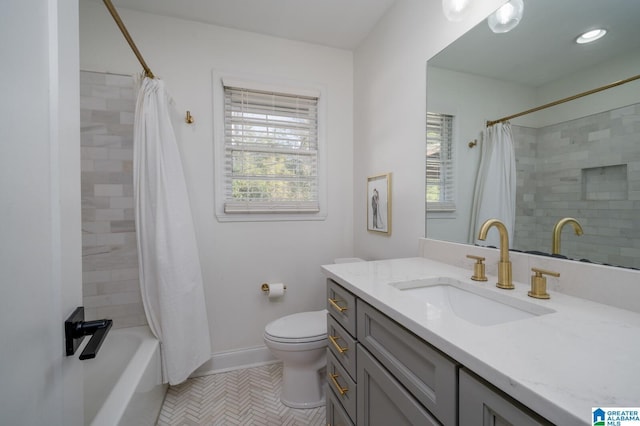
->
xmin=478 ymin=219 xmax=514 ymax=289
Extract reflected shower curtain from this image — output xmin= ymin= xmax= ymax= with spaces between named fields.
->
xmin=468 ymin=122 xmax=517 ymax=247
xmin=134 ymin=76 xmax=211 ymax=385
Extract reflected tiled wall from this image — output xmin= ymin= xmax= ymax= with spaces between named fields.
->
xmin=80 ymin=71 xmax=147 ymax=328
xmin=513 ymin=103 xmax=640 ymax=269
xmin=512 ymin=125 xmax=538 ymax=251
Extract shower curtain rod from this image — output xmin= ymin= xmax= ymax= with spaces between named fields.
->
xmin=103 ymin=0 xmax=154 ymax=79
xmin=486 ymin=73 xmax=640 ymax=127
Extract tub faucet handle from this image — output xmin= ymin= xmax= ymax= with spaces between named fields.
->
xmin=65 ymin=307 xmax=113 ymax=360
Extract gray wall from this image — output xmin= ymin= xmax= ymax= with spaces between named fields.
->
xmin=80 ymin=71 xmax=146 ymax=328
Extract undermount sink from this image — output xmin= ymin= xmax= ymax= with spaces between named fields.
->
xmin=390 ymin=277 xmax=555 ymax=326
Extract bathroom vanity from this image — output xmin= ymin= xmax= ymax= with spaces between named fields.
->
xmin=323 ymin=240 xmax=640 ymax=425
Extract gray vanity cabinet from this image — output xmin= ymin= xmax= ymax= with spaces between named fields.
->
xmin=328 ymin=314 xmax=357 ymax=379
xmin=326 ymin=279 xmax=551 ymax=426
xmin=327 ymin=385 xmax=355 ymax=426
xmin=327 ymin=279 xmax=357 ymax=336
xmin=328 ymin=350 xmax=357 ymax=421
xmin=459 ymin=370 xmax=553 ymax=426
xmin=327 ymin=278 xmax=457 ymax=425
xmin=327 ymin=279 xmax=358 ymax=425
xmin=357 ymin=299 xmax=458 ymax=425
xmin=357 ymin=345 xmax=440 ymax=426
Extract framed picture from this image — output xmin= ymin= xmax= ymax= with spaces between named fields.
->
xmin=367 ymin=173 xmax=391 ymax=235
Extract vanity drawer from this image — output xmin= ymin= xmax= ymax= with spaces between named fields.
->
xmin=459 ymin=369 xmax=554 ymax=426
xmin=357 ymin=345 xmax=440 ymax=426
xmin=357 ymin=299 xmax=458 ymax=425
xmin=327 ymin=349 xmax=357 ymax=424
xmin=326 ymin=383 xmax=355 ymax=426
xmin=327 ymin=279 xmax=357 ymax=337
xmin=327 ymin=314 xmax=357 ymax=381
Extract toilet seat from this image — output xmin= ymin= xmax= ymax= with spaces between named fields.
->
xmin=264 ymin=310 xmax=327 ymax=343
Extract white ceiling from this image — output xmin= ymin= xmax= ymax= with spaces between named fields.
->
xmin=429 ymin=0 xmax=640 ymax=87
xmin=108 ymin=0 xmax=397 ymax=50
xmin=102 ymin=0 xmax=640 ymax=84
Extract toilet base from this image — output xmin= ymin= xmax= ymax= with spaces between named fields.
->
xmin=280 ymin=365 xmax=326 ymax=409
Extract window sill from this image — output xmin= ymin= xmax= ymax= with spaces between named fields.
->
xmin=426 ymin=210 xmax=457 ymax=220
xmin=215 ymin=211 xmax=327 ymax=223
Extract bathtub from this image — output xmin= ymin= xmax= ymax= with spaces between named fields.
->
xmin=83 ymin=326 xmax=167 ymax=426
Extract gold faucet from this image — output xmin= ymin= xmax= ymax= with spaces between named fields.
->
xmin=528 ymin=267 xmax=560 ymax=299
xmin=552 ymin=217 xmax=583 ymax=255
xmin=466 ymin=254 xmax=488 ymax=282
xmin=478 ymin=219 xmax=514 ymax=289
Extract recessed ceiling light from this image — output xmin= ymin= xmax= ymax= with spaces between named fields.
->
xmin=488 ymin=0 xmax=524 ymax=34
xmin=576 ymin=29 xmax=607 ymax=44
xmin=442 ymin=0 xmax=472 ymax=22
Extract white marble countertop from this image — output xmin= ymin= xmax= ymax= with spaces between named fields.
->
xmin=322 ymin=257 xmax=640 ymax=426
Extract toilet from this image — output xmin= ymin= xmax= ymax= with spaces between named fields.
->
xmin=264 ymin=310 xmax=328 ymax=408
xmin=264 ymin=257 xmax=364 ymax=408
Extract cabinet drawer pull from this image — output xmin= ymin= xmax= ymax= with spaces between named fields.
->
xmin=329 ymin=373 xmax=348 ymax=396
xmin=328 ymin=298 xmax=348 ymax=313
xmin=328 ymin=335 xmax=349 ymax=354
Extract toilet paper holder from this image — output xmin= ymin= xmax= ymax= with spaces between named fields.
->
xmin=261 ymin=283 xmax=287 ymax=293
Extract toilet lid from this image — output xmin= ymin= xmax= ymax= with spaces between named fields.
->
xmin=265 ymin=310 xmax=327 ymax=341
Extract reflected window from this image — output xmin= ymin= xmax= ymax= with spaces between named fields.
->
xmin=426 ymin=112 xmax=455 ymax=211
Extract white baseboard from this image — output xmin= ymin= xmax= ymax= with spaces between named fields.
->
xmin=190 ymin=345 xmax=279 ymax=377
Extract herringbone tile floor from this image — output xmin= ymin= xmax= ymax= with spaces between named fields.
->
xmin=157 ymin=363 xmax=326 ymax=425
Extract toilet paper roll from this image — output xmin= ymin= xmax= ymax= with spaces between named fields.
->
xmin=267 ymin=283 xmax=286 ymax=299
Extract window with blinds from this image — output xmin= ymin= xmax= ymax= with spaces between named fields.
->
xmin=223 ymin=85 xmax=319 ymax=213
xmin=426 ymin=112 xmax=455 ymax=211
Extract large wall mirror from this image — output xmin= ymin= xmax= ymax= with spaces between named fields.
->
xmin=426 ymin=0 xmax=640 ymax=269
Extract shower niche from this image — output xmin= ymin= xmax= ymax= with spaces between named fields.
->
xmin=582 ymin=164 xmax=628 ymax=201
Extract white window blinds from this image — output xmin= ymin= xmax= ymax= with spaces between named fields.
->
xmin=426 ymin=112 xmax=456 ymax=212
xmin=223 ymin=84 xmax=319 ymax=213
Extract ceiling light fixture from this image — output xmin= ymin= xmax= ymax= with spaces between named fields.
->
xmin=576 ymin=28 xmax=607 ymax=44
xmin=488 ymin=0 xmax=524 ymax=34
xmin=442 ymin=0 xmax=472 ymax=22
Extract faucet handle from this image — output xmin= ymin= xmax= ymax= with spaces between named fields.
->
xmin=528 ymin=268 xmax=560 ymax=299
xmin=65 ymin=307 xmax=113 ymax=360
xmin=466 ymin=255 xmax=488 ymax=282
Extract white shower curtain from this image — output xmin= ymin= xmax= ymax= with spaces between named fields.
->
xmin=134 ymin=76 xmax=211 ymax=385
xmin=468 ymin=122 xmax=517 ymax=247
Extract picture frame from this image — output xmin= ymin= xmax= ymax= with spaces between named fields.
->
xmin=367 ymin=173 xmax=391 ymax=235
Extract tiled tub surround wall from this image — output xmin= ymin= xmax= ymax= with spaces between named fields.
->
xmin=80 ymin=71 xmax=146 ymax=328
xmin=513 ymin=102 xmax=640 ymax=268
